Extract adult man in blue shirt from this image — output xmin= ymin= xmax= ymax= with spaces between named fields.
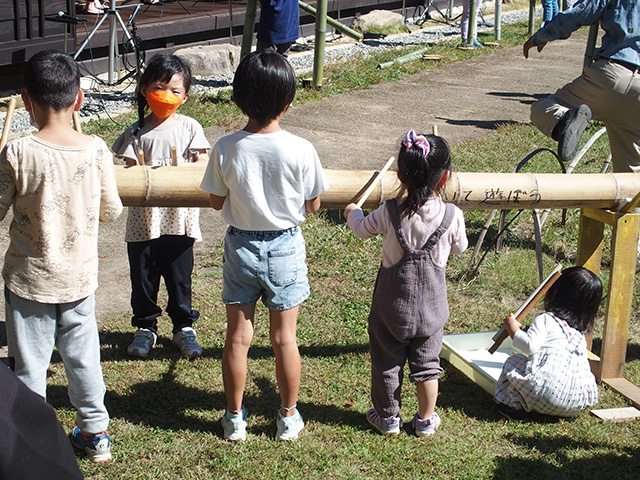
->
xmin=257 ymin=0 xmax=299 ymax=58
xmin=524 ymin=0 xmax=640 ymax=172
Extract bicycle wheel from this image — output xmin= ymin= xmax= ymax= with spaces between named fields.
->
xmin=413 ymin=5 xmax=426 ymax=25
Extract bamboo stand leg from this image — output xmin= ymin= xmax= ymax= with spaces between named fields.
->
xmin=578 ymin=208 xmax=640 ymax=408
xmin=600 ymin=212 xmax=640 ymax=380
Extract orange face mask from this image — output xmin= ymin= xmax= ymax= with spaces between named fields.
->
xmin=146 ymin=90 xmax=183 ymax=118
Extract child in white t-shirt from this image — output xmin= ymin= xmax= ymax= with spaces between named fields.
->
xmin=200 ymin=51 xmax=328 ymax=442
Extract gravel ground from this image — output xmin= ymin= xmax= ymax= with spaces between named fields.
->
xmin=3 ymin=8 xmax=535 ymax=136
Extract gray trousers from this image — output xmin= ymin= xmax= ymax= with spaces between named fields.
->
xmin=369 ymin=319 xmax=444 ymax=418
xmin=5 ymin=289 xmax=109 ymax=434
xmin=531 ymin=58 xmax=640 ymax=173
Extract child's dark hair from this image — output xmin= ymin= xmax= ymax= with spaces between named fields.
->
xmin=544 ymin=266 xmax=602 ymax=334
xmin=397 ymin=133 xmax=451 ymax=217
xmin=22 ymin=50 xmax=80 ymax=111
xmin=136 ymin=54 xmax=192 ymax=129
xmin=232 ymin=51 xmax=296 ymax=126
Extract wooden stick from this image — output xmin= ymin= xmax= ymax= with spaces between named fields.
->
xmin=355 ymin=156 xmax=395 ymax=208
xmin=1 ymin=97 xmax=17 ymax=150
xmin=432 ymin=125 xmax=438 ymax=136
xmin=138 ymin=149 xmax=144 ymax=165
xmin=171 ymin=146 xmax=178 ymax=167
xmin=73 ymin=111 xmax=82 ymax=133
xmin=488 ymin=264 xmax=563 ymax=354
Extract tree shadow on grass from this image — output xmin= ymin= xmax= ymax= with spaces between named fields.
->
xmin=493 ymin=434 xmax=640 ymax=480
xmin=434 ymin=117 xmax=521 ymax=131
xmin=47 ymin=329 xmax=371 ymax=437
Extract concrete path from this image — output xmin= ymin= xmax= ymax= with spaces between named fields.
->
xmin=0 ymin=26 xmax=591 ymax=358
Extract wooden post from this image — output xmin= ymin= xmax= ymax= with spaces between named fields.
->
xmin=312 ymin=0 xmax=328 ymax=88
xmin=240 ymin=0 xmax=258 ymax=59
xmin=601 ymin=211 xmax=640 ymax=379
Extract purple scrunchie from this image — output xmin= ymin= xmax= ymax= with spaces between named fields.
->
xmin=403 ymin=129 xmax=430 ymax=157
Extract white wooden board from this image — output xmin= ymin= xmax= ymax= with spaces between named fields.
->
xmin=441 ymin=331 xmax=523 ymax=395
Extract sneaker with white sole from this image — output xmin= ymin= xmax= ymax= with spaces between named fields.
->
xmin=172 ymin=327 xmax=202 ymax=359
xmin=366 ymin=408 xmax=402 ymax=435
xmin=221 ymin=407 xmax=247 ymax=441
xmin=412 ymin=411 xmax=441 ymax=437
xmin=555 ymin=104 xmax=591 ymax=163
xmin=127 ymin=328 xmax=157 ymax=358
xmin=276 ymin=409 xmax=304 ymax=441
xmin=71 ymin=427 xmax=111 ymax=463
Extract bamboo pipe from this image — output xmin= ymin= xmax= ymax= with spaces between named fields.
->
xmin=1 ymin=97 xmax=17 ymax=150
xmin=171 ymin=146 xmax=178 ymax=166
xmin=312 ymin=0 xmax=328 ymax=88
xmin=240 ymin=0 xmax=258 ymax=59
xmin=113 ymin=167 xmax=640 ymax=210
xmin=298 ymin=1 xmax=363 ymax=41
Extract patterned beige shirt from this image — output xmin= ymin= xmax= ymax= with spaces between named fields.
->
xmin=0 ymin=135 xmax=123 ymax=303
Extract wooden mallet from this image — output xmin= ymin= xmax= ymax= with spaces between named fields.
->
xmin=355 ymin=156 xmax=395 ymax=208
xmin=0 ymin=97 xmax=17 ymax=150
xmin=488 ymin=264 xmax=563 ymax=354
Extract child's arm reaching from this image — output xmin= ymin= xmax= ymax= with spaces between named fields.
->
xmin=344 ymin=203 xmax=359 ymax=219
xmin=181 ymin=149 xmax=209 ymax=167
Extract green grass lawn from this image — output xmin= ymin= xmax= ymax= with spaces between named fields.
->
xmin=43 ymin=19 xmax=640 ymax=480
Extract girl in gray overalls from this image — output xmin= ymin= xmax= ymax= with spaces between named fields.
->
xmin=345 ymin=131 xmax=468 ymax=436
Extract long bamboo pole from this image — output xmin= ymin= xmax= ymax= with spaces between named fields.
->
xmin=240 ymin=0 xmax=258 ymax=59
xmin=312 ymin=0 xmax=328 ymax=88
xmin=113 ymin=167 xmax=640 ymax=210
xmin=298 ymin=1 xmax=363 ymax=41
xmin=467 ymin=0 xmax=477 ymax=45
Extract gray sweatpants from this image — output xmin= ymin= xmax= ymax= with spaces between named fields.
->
xmin=5 ymin=289 xmax=109 ymax=434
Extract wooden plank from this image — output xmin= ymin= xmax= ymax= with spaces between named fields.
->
xmin=602 ymin=377 xmax=640 ymax=409
xmin=576 ymin=209 xmax=604 ymax=275
xmin=590 ymin=407 xmax=640 ymax=423
xmin=600 ymin=213 xmax=640 ymax=379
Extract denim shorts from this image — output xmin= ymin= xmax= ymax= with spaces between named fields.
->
xmin=222 ymin=226 xmax=310 ymax=311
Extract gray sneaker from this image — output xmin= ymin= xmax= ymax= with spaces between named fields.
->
xmin=412 ymin=411 xmax=441 ymax=437
xmin=366 ymin=408 xmax=402 ymax=435
xmin=555 ymin=104 xmax=591 ymax=163
xmin=127 ymin=328 xmax=157 ymax=358
xmin=172 ymin=327 xmax=202 ymax=359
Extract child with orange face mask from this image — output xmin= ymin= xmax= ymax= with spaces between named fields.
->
xmin=112 ymin=54 xmax=211 ymax=360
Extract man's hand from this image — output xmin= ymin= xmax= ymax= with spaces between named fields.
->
xmin=523 ymin=39 xmax=546 ymax=59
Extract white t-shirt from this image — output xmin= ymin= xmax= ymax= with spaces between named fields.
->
xmin=112 ymin=115 xmax=211 ymax=242
xmin=200 ymin=129 xmax=328 ymax=230
xmin=513 ymin=312 xmax=588 ymax=356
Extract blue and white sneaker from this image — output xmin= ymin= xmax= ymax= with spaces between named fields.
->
xmin=71 ymin=427 xmax=111 ymax=463
xmin=127 ymin=328 xmax=156 ymax=358
xmin=221 ymin=407 xmax=247 ymax=441
xmin=276 ymin=409 xmax=304 ymax=441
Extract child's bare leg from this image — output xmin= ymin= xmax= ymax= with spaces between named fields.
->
xmin=269 ymin=306 xmax=300 ymax=417
xmin=222 ymin=304 xmax=255 ymax=412
xmin=416 ymin=378 xmax=438 ymax=419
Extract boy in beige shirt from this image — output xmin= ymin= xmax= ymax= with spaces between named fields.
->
xmin=0 ymin=50 xmax=123 ymax=463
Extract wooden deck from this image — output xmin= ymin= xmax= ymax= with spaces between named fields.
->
xmin=1 ymin=0 xmax=418 ymax=94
